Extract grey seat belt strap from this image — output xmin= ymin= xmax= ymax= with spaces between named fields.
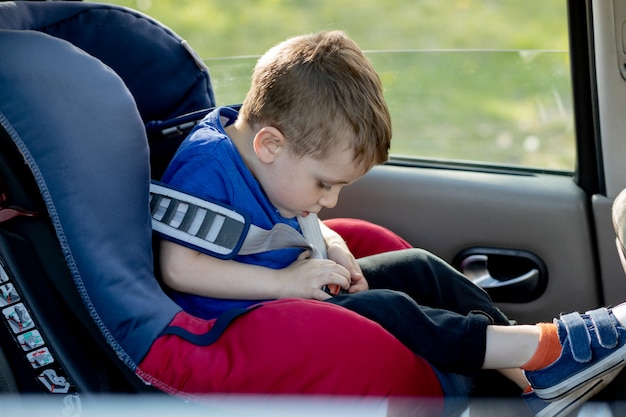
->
xmin=238 ymin=221 xmax=322 ymax=257
xmin=296 ymin=213 xmax=327 ymax=259
xmin=150 ymin=182 xmax=326 ymax=259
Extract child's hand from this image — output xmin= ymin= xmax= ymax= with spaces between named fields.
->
xmin=278 ymin=252 xmax=352 ymax=300
xmin=326 ymin=242 xmax=368 ymax=293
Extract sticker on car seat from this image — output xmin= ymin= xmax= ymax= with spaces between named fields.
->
xmin=18 ymin=330 xmax=44 ymax=351
xmin=38 ymin=369 xmax=70 ymax=393
xmin=0 ymin=265 xmax=8 ymax=283
xmin=3 ymin=303 xmax=34 ymax=333
xmin=0 ymin=256 xmax=77 ymax=399
xmin=0 ymin=283 xmax=19 ymax=307
xmin=27 ymin=347 xmax=54 ymax=369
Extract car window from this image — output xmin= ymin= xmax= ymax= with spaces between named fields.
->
xmin=107 ymin=0 xmax=573 ymax=172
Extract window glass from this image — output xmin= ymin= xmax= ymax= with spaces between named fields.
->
xmin=107 ymin=0 xmax=573 ymax=171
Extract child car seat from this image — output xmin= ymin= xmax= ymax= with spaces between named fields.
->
xmin=0 ymin=1 xmax=443 ymax=412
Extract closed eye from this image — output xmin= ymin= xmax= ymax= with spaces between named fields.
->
xmin=318 ymin=181 xmax=332 ymax=191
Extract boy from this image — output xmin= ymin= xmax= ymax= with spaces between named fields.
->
xmin=159 ymin=31 xmax=626 ymax=415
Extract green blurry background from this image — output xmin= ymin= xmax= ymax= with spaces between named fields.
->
xmin=105 ymin=0 xmax=573 ymax=170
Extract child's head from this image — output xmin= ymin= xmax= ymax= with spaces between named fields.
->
xmin=239 ymin=30 xmax=391 ymax=174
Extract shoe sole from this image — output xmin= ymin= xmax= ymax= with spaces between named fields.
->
xmin=534 ymin=365 xmax=623 ymax=417
xmin=533 ymin=344 xmax=626 ymax=401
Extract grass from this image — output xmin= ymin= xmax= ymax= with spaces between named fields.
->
xmin=104 ymin=0 xmax=574 ymax=170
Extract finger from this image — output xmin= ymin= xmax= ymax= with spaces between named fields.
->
xmin=297 ymin=250 xmax=312 ymax=260
xmin=326 ymin=271 xmax=351 ymax=290
xmin=348 ymin=257 xmax=364 ymax=279
xmin=329 ymin=262 xmax=351 ymax=280
xmin=348 ymin=280 xmax=368 ymax=293
xmin=350 ymin=270 xmax=364 ymax=284
xmin=313 ymin=288 xmax=332 ymax=301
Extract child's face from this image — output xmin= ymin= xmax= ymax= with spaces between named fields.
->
xmin=263 ymin=145 xmax=366 ymax=219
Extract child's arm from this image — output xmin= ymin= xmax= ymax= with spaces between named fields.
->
xmin=159 ymin=239 xmax=352 ymax=300
xmin=320 ymin=220 xmax=369 ymax=293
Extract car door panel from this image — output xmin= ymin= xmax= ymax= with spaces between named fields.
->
xmin=323 ymin=164 xmax=600 ymax=325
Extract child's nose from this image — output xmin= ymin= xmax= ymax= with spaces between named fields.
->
xmin=319 ymin=190 xmax=340 ymax=209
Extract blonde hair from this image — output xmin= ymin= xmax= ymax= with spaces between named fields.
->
xmin=239 ymin=31 xmax=391 ymax=171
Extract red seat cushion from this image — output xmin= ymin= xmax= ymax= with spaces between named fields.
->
xmin=324 ymin=218 xmax=411 ymax=258
xmin=139 ymin=299 xmax=442 ymax=400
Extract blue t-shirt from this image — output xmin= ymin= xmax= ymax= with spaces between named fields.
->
xmin=161 ymin=106 xmax=304 ymax=319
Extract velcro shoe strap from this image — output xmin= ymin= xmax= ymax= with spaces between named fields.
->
xmin=587 ymin=307 xmax=619 ymax=349
xmin=561 ymin=311 xmax=592 ymax=362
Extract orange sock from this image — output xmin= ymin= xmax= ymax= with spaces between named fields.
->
xmin=521 ymin=322 xmax=561 ymax=371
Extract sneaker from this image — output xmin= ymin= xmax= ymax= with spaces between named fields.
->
xmin=525 ymin=305 xmax=626 ymax=401
xmin=523 ymin=365 xmax=623 ymax=417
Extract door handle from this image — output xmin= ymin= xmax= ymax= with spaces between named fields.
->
xmin=461 ymin=254 xmax=538 ymax=289
xmin=454 ymin=248 xmax=547 ymax=303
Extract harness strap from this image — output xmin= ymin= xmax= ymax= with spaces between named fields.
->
xmin=0 ymin=177 xmax=39 ymax=223
xmin=150 ymin=181 xmax=326 ymax=259
xmin=150 ymin=182 xmax=249 ymax=259
xmin=161 ymin=304 xmax=263 ymax=346
xmin=560 ymin=311 xmax=592 ymax=362
xmin=297 ymin=212 xmax=327 ymax=259
xmin=0 ymin=207 xmax=38 ymax=223
xmin=588 ymin=307 xmax=619 ymax=349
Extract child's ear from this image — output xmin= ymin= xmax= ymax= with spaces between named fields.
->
xmin=253 ymin=126 xmax=286 ymax=163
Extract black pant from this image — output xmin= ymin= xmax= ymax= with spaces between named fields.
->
xmin=326 ymin=248 xmax=510 ymax=375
